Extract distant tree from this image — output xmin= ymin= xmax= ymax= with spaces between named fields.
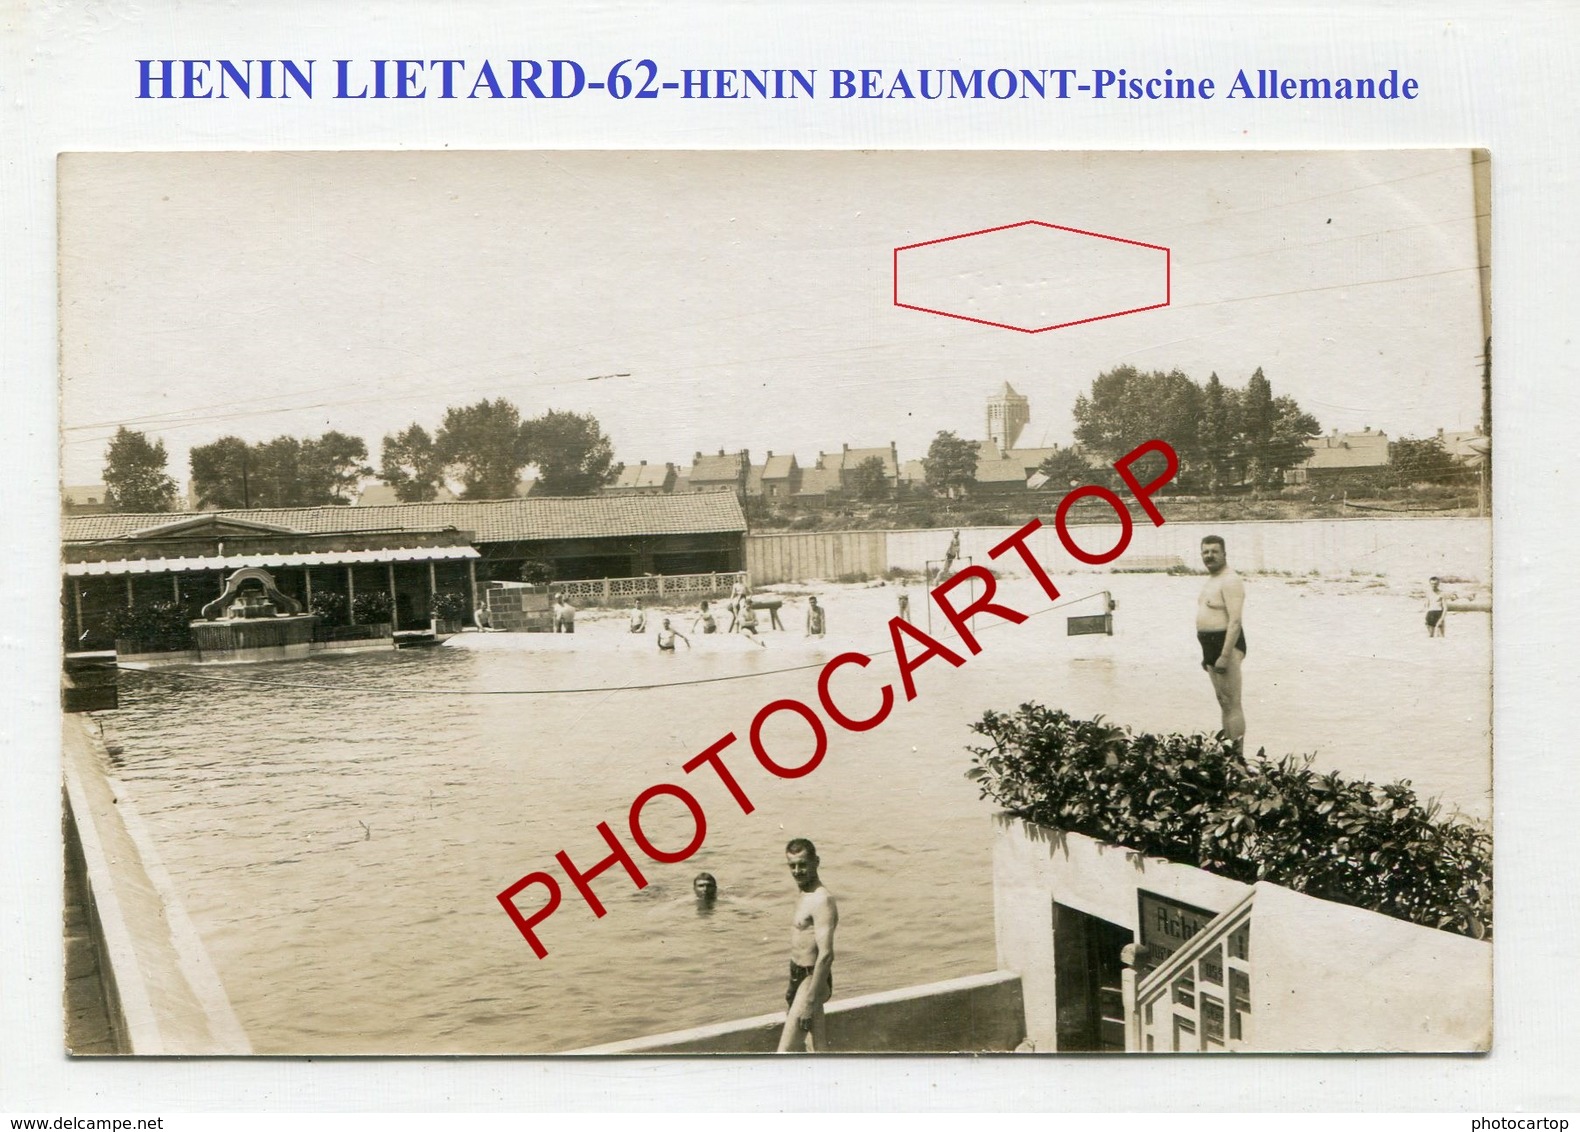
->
xmin=1073 ymin=366 xmax=1202 ymax=470
xmin=189 ymin=432 xmax=371 ymax=509
xmin=298 ymin=431 xmax=373 ymax=505
xmin=1260 ymin=394 xmax=1322 ymax=486
xmin=1035 ymin=448 xmax=1095 ymax=490
xmin=379 ymin=423 xmax=445 ymax=502
xmin=101 ymin=427 xmax=178 ymax=513
xmin=922 ymin=431 xmax=979 ymax=498
xmin=1238 ymin=367 xmax=1277 ymax=487
xmin=527 ymin=410 xmax=620 ymax=495
xmin=434 ymin=398 xmax=530 ymax=500
xmin=1072 ymin=364 xmax=1318 ymax=492
xmin=846 ymin=455 xmax=892 ymax=501
xmin=1198 ymin=372 xmax=1239 ymax=490
xmin=1390 ymin=436 xmax=1461 ymax=485
xmin=190 ymin=436 xmax=252 ymax=509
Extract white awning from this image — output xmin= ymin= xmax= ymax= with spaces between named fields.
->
xmin=63 ymin=545 xmax=480 ymax=577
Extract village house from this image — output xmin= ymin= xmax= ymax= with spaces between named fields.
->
xmin=686 ymin=449 xmax=751 ymax=501
xmin=1285 ymin=428 xmax=1390 ymax=486
xmin=603 ymin=460 xmax=678 ymax=496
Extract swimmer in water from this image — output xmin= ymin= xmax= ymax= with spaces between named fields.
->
xmin=656 ymin=618 xmax=690 ymax=652
xmin=693 ymin=871 xmax=718 ymax=910
xmin=738 ymin=600 xmax=767 ymax=647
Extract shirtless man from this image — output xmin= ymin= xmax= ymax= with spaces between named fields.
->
xmin=1424 ymin=576 xmax=1454 ymax=638
xmin=737 ymin=600 xmax=767 ymax=648
xmin=778 ymin=838 xmax=838 ymax=1053
xmin=804 ymin=595 xmax=826 ymax=638
xmin=656 ymin=618 xmax=690 ymax=652
xmin=1196 ymin=535 xmax=1246 ymax=744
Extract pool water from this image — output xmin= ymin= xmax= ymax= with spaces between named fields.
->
xmin=101 ymin=573 xmax=1490 ymax=1052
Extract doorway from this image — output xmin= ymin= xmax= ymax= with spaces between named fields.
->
xmin=1053 ymin=903 xmax=1133 ymax=1052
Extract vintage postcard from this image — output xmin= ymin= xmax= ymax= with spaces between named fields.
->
xmin=59 ymin=149 xmax=1491 ymax=1055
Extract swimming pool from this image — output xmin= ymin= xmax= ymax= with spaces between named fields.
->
xmin=99 ymin=572 xmax=1490 ymax=1052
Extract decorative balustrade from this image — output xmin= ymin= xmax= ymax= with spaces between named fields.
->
xmin=551 ymin=571 xmax=747 ymax=604
xmin=1129 ymin=889 xmax=1255 ymax=1053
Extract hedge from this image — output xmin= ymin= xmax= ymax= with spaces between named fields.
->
xmin=966 ymin=705 xmax=1491 ymax=939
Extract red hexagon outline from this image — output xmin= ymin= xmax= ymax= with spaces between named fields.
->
xmin=893 ymin=220 xmax=1171 ymax=334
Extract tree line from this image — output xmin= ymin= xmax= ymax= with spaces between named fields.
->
xmin=94 ymin=400 xmax=619 ymax=513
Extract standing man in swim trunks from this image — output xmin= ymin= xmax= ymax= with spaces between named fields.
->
xmin=1197 ymin=534 xmax=1246 ymax=745
xmin=804 ymin=595 xmax=826 ymax=638
xmin=1424 ymin=576 xmax=1452 ymax=638
xmin=779 ymin=838 xmax=838 ymax=1053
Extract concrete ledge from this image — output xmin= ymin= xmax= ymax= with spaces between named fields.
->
xmin=571 ymin=970 xmax=1024 ymax=1054
xmin=62 ymin=715 xmax=251 ymax=1054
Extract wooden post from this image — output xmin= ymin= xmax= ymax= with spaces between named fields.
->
xmin=171 ymin=575 xmax=181 ymax=602
xmin=125 ymin=576 xmax=134 ymax=609
xmin=387 ymin=563 xmax=398 ymax=630
xmin=346 ymin=566 xmax=356 ymax=625
xmin=72 ymin=583 xmax=84 ymax=646
xmin=467 ymin=559 xmax=478 ymax=624
xmin=304 ymin=568 xmax=314 ymax=612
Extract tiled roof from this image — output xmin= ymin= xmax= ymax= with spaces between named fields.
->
xmin=975 ymin=457 xmax=1034 ymax=485
xmin=690 ymin=451 xmax=748 ymax=483
xmin=762 ymin=454 xmax=797 ymax=480
xmin=63 ymin=491 xmax=746 ymax=545
xmin=818 ymin=446 xmax=898 ymax=475
xmin=611 ymin=462 xmax=674 ymax=490
xmin=1303 ymin=432 xmax=1390 ymax=470
xmin=793 ymin=467 xmax=842 ymax=497
xmin=898 ymin=459 xmax=928 ymax=484
xmin=1003 ymin=447 xmax=1060 ymax=471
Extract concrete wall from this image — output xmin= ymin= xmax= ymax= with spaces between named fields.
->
xmin=993 ymin=817 xmax=1492 ymax=1053
xmin=992 ymin=817 xmax=1250 ymax=1051
xmin=746 ymin=530 xmax=888 ymax=585
xmin=886 ymin=516 xmax=1490 ymax=581
xmin=61 ymin=716 xmax=251 ymax=1054
xmin=1250 ymin=881 xmax=1491 ymax=1052
xmin=571 ymin=970 xmax=1025 ymax=1054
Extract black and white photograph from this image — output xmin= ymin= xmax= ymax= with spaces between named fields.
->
xmin=58 ymin=149 xmax=1492 ymax=1057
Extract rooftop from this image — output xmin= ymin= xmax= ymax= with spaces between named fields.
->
xmin=62 ymin=491 xmax=747 ymax=545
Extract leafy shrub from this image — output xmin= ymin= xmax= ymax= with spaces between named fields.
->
xmin=966 ymin=705 xmax=1492 ymax=939
xmin=518 ymin=559 xmax=556 ymax=584
xmin=105 ymin=600 xmax=192 ymax=651
xmin=430 ymin=590 xmax=471 ymax=622
xmin=309 ymin=591 xmax=348 ymax=627
xmin=352 ymin=590 xmax=394 ymax=624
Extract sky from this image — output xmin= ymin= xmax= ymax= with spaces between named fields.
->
xmin=58 ymin=149 xmax=1488 ymax=490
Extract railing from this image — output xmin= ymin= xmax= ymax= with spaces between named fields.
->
xmin=552 ymin=571 xmax=747 ymax=604
xmin=1129 ymin=889 xmax=1255 ymax=1053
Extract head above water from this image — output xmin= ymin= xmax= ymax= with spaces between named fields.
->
xmin=692 ymin=871 xmax=717 ymax=902
xmin=785 ymin=838 xmax=820 ymax=890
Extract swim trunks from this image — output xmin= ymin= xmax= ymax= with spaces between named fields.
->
xmin=1425 ymin=610 xmax=1443 ymax=628
xmin=786 ymin=961 xmax=832 ymax=1025
xmin=1197 ymin=628 xmax=1247 ymax=666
